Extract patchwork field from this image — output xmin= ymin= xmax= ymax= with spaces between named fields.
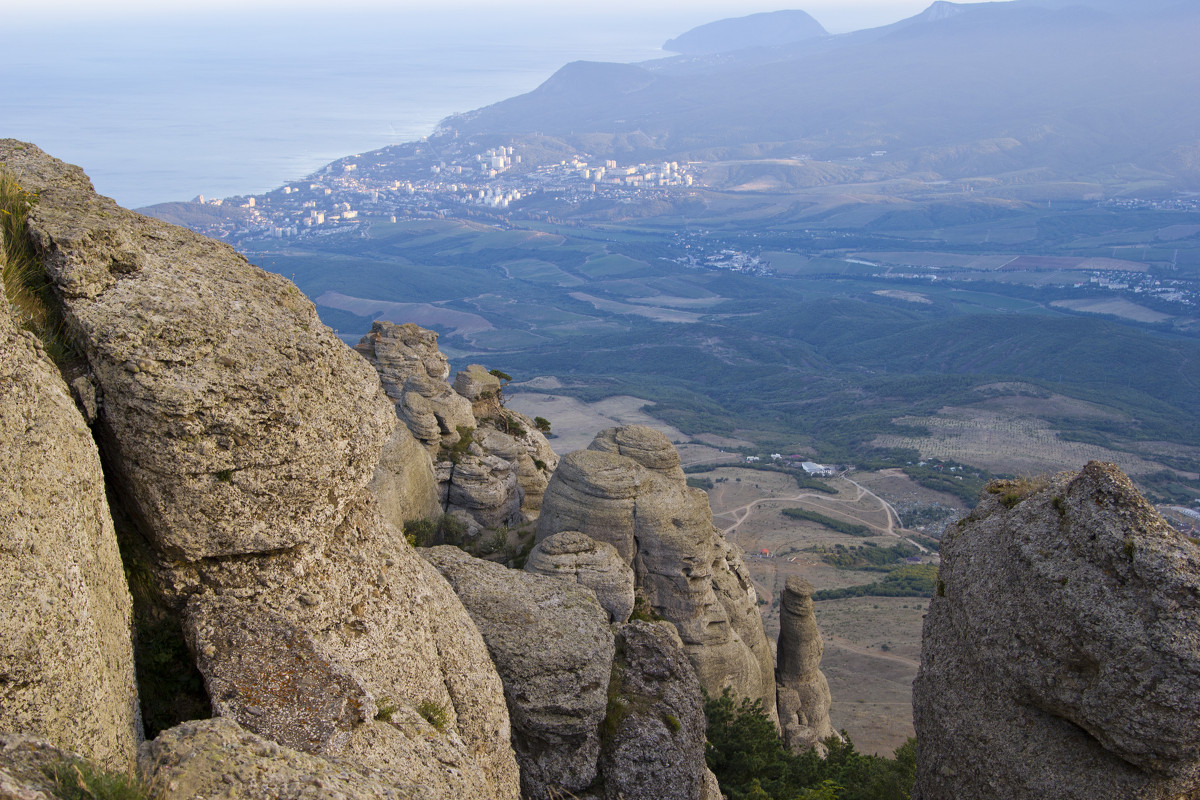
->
xmin=872 ymin=406 xmax=1166 ymax=477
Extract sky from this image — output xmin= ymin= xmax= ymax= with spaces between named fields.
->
xmin=5 ymin=0 xmax=941 ymax=205
xmin=9 ymin=1 xmax=936 ymax=35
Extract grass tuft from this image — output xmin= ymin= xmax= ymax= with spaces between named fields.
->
xmin=44 ymin=759 xmax=155 ymax=800
xmin=0 ymin=170 xmax=71 ymax=361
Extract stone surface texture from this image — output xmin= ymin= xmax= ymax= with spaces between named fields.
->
xmin=175 ymin=496 xmax=521 ymax=799
xmin=536 ymin=425 xmax=778 ymax=725
xmin=1 ymin=143 xmax=520 ymax=800
xmin=525 ymin=531 xmax=636 ymax=623
xmin=369 ymin=424 xmax=442 ymax=527
xmin=775 ymin=578 xmax=837 ymax=755
xmin=142 ymin=717 xmax=495 ymax=800
xmin=0 ymin=305 xmax=139 ymax=770
xmin=599 ymin=621 xmax=711 ymax=800
xmin=422 ymin=546 xmax=615 ymax=800
xmin=355 ymin=321 xmax=558 ymax=528
xmin=2 ymin=140 xmax=394 ymax=563
xmin=913 ymin=462 xmax=1200 ymax=800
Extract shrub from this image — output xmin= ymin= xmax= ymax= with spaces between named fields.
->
xmin=704 ymin=688 xmax=916 ymax=800
xmin=534 ymin=416 xmax=552 ymax=433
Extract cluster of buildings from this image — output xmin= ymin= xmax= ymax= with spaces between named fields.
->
xmin=672 ymin=248 xmax=774 ymax=277
xmin=181 ymin=137 xmax=700 ymax=242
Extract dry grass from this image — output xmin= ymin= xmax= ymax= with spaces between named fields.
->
xmin=0 ymin=170 xmax=71 ymax=363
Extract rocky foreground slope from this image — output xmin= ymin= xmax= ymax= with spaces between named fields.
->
xmin=0 ymin=140 xmax=519 ymax=798
xmin=913 ymin=463 xmax=1200 ymax=800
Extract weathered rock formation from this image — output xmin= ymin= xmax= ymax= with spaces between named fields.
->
xmin=143 ymin=717 xmax=496 ymax=800
xmin=1 ymin=141 xmax=520 ymax=800
xmin=369 ymin=424 xmax=442 ymax=527
xmin=0 ymin=305 xmax=139 ymax=770
xmin=355 ymin=321 xmax=558 ymax=529
xmin=599 ymin=622 xmax=716 ymax=800
xmin=913 ymin=462 xmax=1200 ymax=800
xmin=775 ymin=578 xmax=837 ymax=755
xmin=423 ymin=546 xmax=614 ymax=799
xmin=525 ymin=531 xmax=636 ymax=623
xmin=424 ymin=545 xmax=717 ymax=800
xmin=536 ymin=425 xmax=778 ymax=725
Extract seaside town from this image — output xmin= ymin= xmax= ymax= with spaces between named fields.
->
xmin=184 ymin=137 xmax=696 ymax=242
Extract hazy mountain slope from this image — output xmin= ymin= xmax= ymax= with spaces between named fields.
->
xmin=447 ymin=2 xmax=1200 ymax=186
xmin=663 ymin=10 xmax=827 ymax=55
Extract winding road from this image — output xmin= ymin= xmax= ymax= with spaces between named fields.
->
xmin=715 ymin=473 xmax=930 ymax=553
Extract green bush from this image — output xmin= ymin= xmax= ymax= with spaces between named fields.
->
xmin=813 ymin=564 xmax=939 ymax=601
xmin=704 ymin=689 xmax=915 ymax=800
xmin=782 ymin=508 xmax=873 ymax=537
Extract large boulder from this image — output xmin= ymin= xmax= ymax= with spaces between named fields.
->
xmin=0 ymin=306 xmax=139 ymax=770
xmin=913 ymin=462 xmax=1200 ymax=800
xmin=142 ymin=717 xmax=495 ymax=800
xmin=537 ymin=426 xmax=778 ymax=726
xmin=176 ymin=496 xmax=522 ymax=799
xmin=2 ymin=140 xmax=394 ymax=563
xmin=369 ymin=424 xmax=443 ymax=527
xmin=525 ymin=531 xmax=636 ymax=623
xmin=356 ymin=321 xmax=558 ymax=527
xmin=422 ymin=546 xmax=615 ymax=800
xmin=441 ymin=452 xmax=524 ymax=530
xmin=775 ymin=578 xmax=837 ymax=755
xmin=599 ymin=621 xmax=712 ymax=800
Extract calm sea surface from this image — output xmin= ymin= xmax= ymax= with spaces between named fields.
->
xmin=5 ymin=10 xmax=677 ymax=208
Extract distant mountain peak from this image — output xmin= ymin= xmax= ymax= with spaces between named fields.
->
xmin=663 ymin=10 xmax=827 ymax=56
xmin=919 ymin=1 xmax=969 ymax=23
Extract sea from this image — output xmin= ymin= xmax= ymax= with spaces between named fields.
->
xmin=4 ymin=9 xmax=688 ymax=209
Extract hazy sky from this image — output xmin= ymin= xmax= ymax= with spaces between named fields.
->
xmin=10 ymin=1 xmax=935 ymax=35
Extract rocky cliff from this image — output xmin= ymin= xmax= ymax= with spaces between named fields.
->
xmin=535 ymin=425 xmax=779 ymax=725
xmin=355 ymin=321 xmax=558 ymax=532
xmin=913 ymin=462 xmax=1200 ymax=800
xmin=0 ymin=141 xmax=520 ymax=799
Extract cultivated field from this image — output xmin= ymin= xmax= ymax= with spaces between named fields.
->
xmin=873 ymin=406 xmax=1165 ymax=477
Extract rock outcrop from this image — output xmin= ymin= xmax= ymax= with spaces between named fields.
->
xmin=369 ymin=424 xmax=442 ymax=527
xmin=1 ymin=142 xmax=521 ymax=800
xmin=913 ymin=462 xmax=1200 ymax=800
xmin=355 ymin=321 xmax=558 ymax=529
xmin=423 ymin=546 xmax=615 ymax=800
xmin=143 ymin=717 xmax=495 ymax=800
xmin=536 ymin=425 xmax=778 ymax=725
xmin=0 ymin=305 xmax=139 ymax=770
xmin=525 ymin=531 xmax=636 ymax=623
xmin=3 ymin=141 xmax=394 ymax=564
xmin=775 ymin=578 xmax=837 ymax=755
xmin=599 ymin=622 xmax=713 ymax=800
